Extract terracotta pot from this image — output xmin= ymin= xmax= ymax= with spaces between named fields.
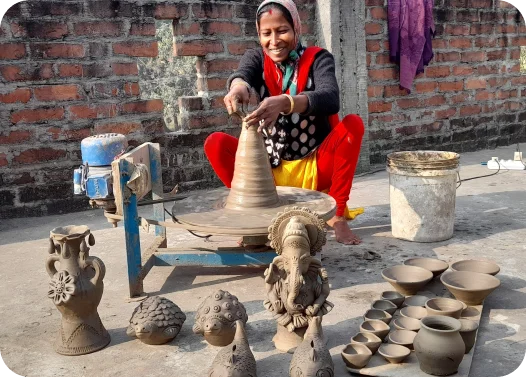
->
xmin=341 ymin=343 xmax=373 ymax=369
xmin=393 ymin=317 xmax=421 ymax=332
xmin=46 ymin=225 xmax=110 ymax=355
xmin=381 ymin=291 xmax=405 ymax=307
xmin=450 ymin=260 xmax=500 ymax=276
xmin=414 ymin=316 xmax=465 ymax=376
xmin=359 ymin=320 xmax=390 ymax=341
xmin=400 ymin=306 xmax=427 ymax=320
xmin=441 ymin=271 xmax=500 ymax=305
xmin=364 ymin=309 xmax=392 ymax=324
xmin=350 ymin=332 xmax=382 ymax=354
xmin=459 ymin=319 xmax=479 ymax=354
xmin=371 ymin=299 xmax=397 ymax=315
xmin=403 ymin=295 xmax=429 ymax=307
xmin=382 ymin=265 xmax=433 ymax=296
xmin=378 ymin=344 xmax=411 ymax=364
xmin=388 ymin=329 xmax=417 ymax=350
xmin=425 ymin=298 xmax=464 ymax=319
xmin=404 ymin=258 xmax=449 ymax=278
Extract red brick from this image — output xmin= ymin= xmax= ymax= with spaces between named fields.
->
xmin=0 ymin=64 xmax=54 ymax=82
xmin=0 ymin=153 xmax=8 ymax=167
xmin=366 ymin=0 xmax=385 ymax=5
xmin=438 ymin=81 xmax=463 ymax=91
xmin=449 ymin=38 xmax=472 ymax=48
xmin=188 ymin=114 xmax=229 ymax=129
xmin=475 ymin=91 xmax=494 ymax=101
xmin=46 ymin=127 xmax=91 ymax=142
xmin=202 ymin=22 xmax=241 ymax=36
xmin=94 ymin=122 xmax=142 ymax=135
xmin=415 ymin=82 xmax=437 ymax=92
xmin=31 ymin=43 xmax=85 ymax=59
xmin=476 ymin=65 xmax=499 ymax=75
xmin=488 ymin=77 xmax=506 ymax=87
xmin=24 ymin=21 xmax=68 ymax=39
xmin=155 ymin=3 xmax=188 ymax=19
xmin=475 ymin=37 xmax=497 ymax=48
xmin=0 ymin=43 xmax=26 ymax=60
xmin=469 ymin=0 xmax=492 ymax=7
xmin=366 ymin=40 xmax=382 ymax=52
xmin=384 ymin=85 xmax=407 ymax=97
xmin=112 ymin=62 xmax=139 ymax=76
xmin=451 ymin=93 xmax=469 ymax=104
xmin=436 ymin=52 xmax=460 ymax=62
xmin=211 ymin=95 xmax=225 ymax=109
xmin=446 ymin=25 xmax=470 ymax=35
xmin=368 ymin=86 xmax=384 ymax=98
xmin=435 ymin=108 xmax=457 ymax=119
xmin=57 ymin=64 xmax=83 ymax=78
xmin=68 ymin=104 xmax=117 ymax=120
xmin=113 ymin=41 xmax=158 ymax=57
xmin=512 ymin=77 xmax=526 ymax=85
xmin=432 ymin=39 xmax=448 ymax=49
xmin=370 ymin=7 xmax=387 ymax=20
xmin=227 ymin=41 xmax=259 ymax=56
xmin=496 ymin=89 xmax=518 ymax=99
xmin=130 ymin=21 xmax=156 ymax=36
xmin=396 ymin=125 xmax=419 ymax=135
xmin=367 ymin=55 xmax=371 ymax=67
xmin=0 ymin=130 xmax=32 ymax=144
xmin=74 ymin=22 xmax=123 ymax=37
xmin=13 ymin=148 xmax=67 ymax=164
xmin=365 ymin=22 xmax=383 ymax=35
xmin=487 ymin=49 xmax=507 ymax=61
xmin=34 ymin=85 xmax=82 ymax=102
xmin=470 ymin=24 xmax=493 ymax=34
xmin=368 ymin=101 xmax=392 ymax=113
xmin=425 ymin=95 xmax=446 ymax=106
xmin=368 ymin=68 xmax=397 ymax=80
xmin=460 ymin=105 xmax=481 ymax=116
xmin=301 ymin=22 xmax=314 ymax=35
xmin=465 ymin=78 xmax=487 ymax=89
xmin=375 ymin=53 xmax=392 ymax=65
xmin=425 ymin=66 xmax=450 ymax=78
xmin=453 ymin=66 xmax=473 ymax=75
xmin=124 ymin=82 xmax=140 ymax=96
xmin=175 ymin=40 xmax=224 ymax=56
xmin=422 ymin=121 xmax=444 ymax=133
xmin=0 ymin=88 xmax=31 ymax=104
xmin=461 ymin=51 xmax=486 ymax=62
xmin=11 ymin=107 xmax=65 ymax=124
xmin=173 ymin=21 xmax=201 ymax=36
xmin=397 ymin=97 xmax=420 ymax=110
xmin=179 ymin=96 xmax=204 ymax=111
xmin=10 ymin=23 xmax=27 ymax=38
xmin=121 ymin=99 xmax=164 ymax=114
xmin=510 ymin=49 xmax=520 ymax=59
xmin=206 ymin=78 xmax=228 ymax=91
xmin=192 ymin=4 xmax=233 ymax=19
xmin=205 ymin=59 xmax=240 ymax=73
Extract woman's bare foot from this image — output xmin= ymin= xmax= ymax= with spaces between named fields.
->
xmin=327 ymin=216 xmax=362 ymax=245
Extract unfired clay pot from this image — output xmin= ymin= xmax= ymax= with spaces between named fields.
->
xmin=208 ymin=320 xmax=257 ymax=377
xmin=388 ymin=329 xmax=417 ymax=350
xmin=382 ymin=265 xmax=433 ymax=296
xmin=359 ymin=320 xmax=390 ymax=341
xmin=441 ymin=271 xmax=500 ymax=305
xmin=378 ymin=344 xmax=411 ymax=364
xmin=404 ymin=258 xmax=449 ymax=278
xmin=381 ymin=291 xmax=405 ymax=307
xmin=364 ymin=309 xmax=392 ymax=324
xmin=341 ymin=343 xmax=373 ymax=369
xmin=393 ymin=317 xmax=421 ymax=332
xmin=46 ymin=225 xmax=110 ymax=355
xmin=414 ymin=316 xmax=465 ymax=376
xmin=425 ymin=297 xmax=464 ymax=319
xmin=350 ymin=332 xmax=382 ymax=354
xmin=459 ymin=319 xmax=479 ymax=354
xmin=371 ymin=299 xmax=397 ymax=315
xmin=450 ymin=260 xmax=500 ymax=276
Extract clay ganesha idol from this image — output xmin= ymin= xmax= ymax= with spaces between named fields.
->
xmin=264 ymin=207 xmax=333 ymax=352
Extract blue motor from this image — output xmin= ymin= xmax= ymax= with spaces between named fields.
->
xmin=73 ymin=134 xmax=128 ymax=201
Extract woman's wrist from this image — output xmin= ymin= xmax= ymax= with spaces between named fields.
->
xmin=280 ymin=94 xmax=294 ymax=115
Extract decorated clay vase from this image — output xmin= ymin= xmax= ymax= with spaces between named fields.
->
xmin=46 ymin=225 xmax=110 ymax=355
xmin=127 ymin=296 xmax=186 ymax=345
xmin=193 ymin=289 xmax=248 ymax=346
xmin=208 ymin=320 xmax=257 ymax=377
xmin=414 ymin=316 xmax=465 ymax=376
xmin=289 ymin=316 xmax=334 ymax=377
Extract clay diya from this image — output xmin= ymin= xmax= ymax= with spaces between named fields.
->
xmin=378 ymin=344 xmax=411 ymax=364
xmin=403 ymin=295 xmax=429 ymax=307
xmin=350 ymin=333 xmax=382 ymax=354
xmin=404 ymin=258 xmax=449 ymax=278
xmin=393 ymin=317 xmax=421 ymax=332
xmin=425 ymin=298 xmax=464 ymax=319
xmin=341 ymin=343 xmax=373 ymax=369
xmin=382 ymin=265 xmax=433 ymax=296
xmin=441 ymin=271 xmax=500 ymax=305
xmin=371 ymin=300 xmax=397 ymax=315
xmin=459 ymin=319 xmax=479 ymax=354
xmin=381 ymin=291 xmax=405 ymax=307
xmin=359 ymin=320 xmax=391 ymax=341
xmin=364 ymin=309 xmax=392 ymax=324
xmin=400 ymin=306 xmax=427 ymax=320
xmin=451 ymin=260 xmax=500 ymax=276
xmin=388 ymin=329 xmax=417 ymax=350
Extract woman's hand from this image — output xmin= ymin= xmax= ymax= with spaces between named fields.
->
xmin=224 ymin=81 xmax=250 ymax=115
xmin=244 ymin=95 xmax=289 ymax=133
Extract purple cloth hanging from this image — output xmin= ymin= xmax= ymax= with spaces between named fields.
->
xmin=388 ymin=0 xmax=435 ymax=93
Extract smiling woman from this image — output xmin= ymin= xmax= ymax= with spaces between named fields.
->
xmin=203 ymin=0 xmax=366 ymax=246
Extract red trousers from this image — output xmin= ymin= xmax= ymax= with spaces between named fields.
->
xmin=204 ymin=114 xmax=364 ymax=217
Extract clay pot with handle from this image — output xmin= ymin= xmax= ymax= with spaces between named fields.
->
xmin=46 ymin=225 xmax=110 ymax=355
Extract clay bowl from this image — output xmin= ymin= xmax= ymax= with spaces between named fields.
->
xmin=371 ymin=300 xmax=397 ymax=315
xmin=351 ymin=332 xmax=383 ymax=354
xmin=459 ymin=319 xmax=479 ymax=354
xmin=441 ymin=271 xmax=500 ymax=305
xmin=381 ymin=291 xmax=405 ymax=308
xmin=400 ymin=306 xmax=427 ymax=320
xmin=451 ymin=260 xmax=500 ymax=276
xmin=403 ymin=295 xmax=429 ymax=307
xmin=404 ymin=258 xmax=449 ymax=278
xmin=364 ymin=309 xmax=392 ymax=324
xmin=341 ymin=343 xmax=373 ymax=369
xmin=393 ymin=317 xmax=421 ymax=332
xmin=425 ymin=297 xmax=464 ymax=319
xmin=378 ymin=344 xmax=411 ymax=364
xmin=382 ymin=265 xmax=434 ymax=296
xmin=388 ymin=329 xmax=417 ymax=350
xmin=359 ymin=320 xmax=391 ymax=341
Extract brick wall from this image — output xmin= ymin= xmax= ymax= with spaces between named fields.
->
xmin=365 ymin=0 xmax=526 ymax=164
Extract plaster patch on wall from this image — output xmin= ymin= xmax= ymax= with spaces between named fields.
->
xmin=521 ymin=46 xmax=526 ymax=74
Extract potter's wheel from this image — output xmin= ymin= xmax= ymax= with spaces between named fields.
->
xmin=171 ymin=186 xmax=336 ymax=236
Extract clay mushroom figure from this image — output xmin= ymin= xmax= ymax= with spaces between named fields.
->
xmin=127 ymin=296 xmax=187 ymax=345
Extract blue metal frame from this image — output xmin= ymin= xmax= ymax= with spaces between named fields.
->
xmin=118 ymin=143 xmax=276 ymax=298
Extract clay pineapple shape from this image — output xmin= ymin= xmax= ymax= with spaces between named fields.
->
xmin=127 ymin=296 xmax=186 ymax=345
xmin=208 ymin=320 xmax=257 ymax=377
xmin=289 ymin=316 xmax=334 ymax=377
xmin=193 ymin=289 xmax=248 ymax=346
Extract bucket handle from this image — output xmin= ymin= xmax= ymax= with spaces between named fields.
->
xmin=456 ymin=172 xmax=462 ymax=189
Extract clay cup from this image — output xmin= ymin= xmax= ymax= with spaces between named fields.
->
xmin=425 ymin=298 xmax=464 ymax=319
xmin=404 ymin=258 xmax=449 ymax=278
xmin=382 ymin=265 xmax=433 ymax=296
xmin=378 ymin=344 xmax=411 ymax=364
xmin=341 ymin=343 xmax=373 ymax=369
xmin=350 ymin=332 xmax=382 ymax=354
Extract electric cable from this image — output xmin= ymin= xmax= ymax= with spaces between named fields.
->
xmin=163 ymin=207 xmax=212 ymax=241
xmin=456 ymin=159 xmax=502 ymax=189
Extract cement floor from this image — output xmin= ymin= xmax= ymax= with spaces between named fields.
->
xmin=1 ymin=144 xmax=525 ymax=377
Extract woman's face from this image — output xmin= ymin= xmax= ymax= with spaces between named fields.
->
xmin=258 ymin=10 xmax=295 ymax=63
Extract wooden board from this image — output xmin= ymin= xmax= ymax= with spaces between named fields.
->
xmin=346 ymin=280 xmax=483 ymax=377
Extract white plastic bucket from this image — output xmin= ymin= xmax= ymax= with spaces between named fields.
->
xmin=387 ymin=151 xmax=460 ymax=242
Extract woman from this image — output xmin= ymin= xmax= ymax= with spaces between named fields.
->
xmin=204 ymin=0 xmax=364 ymax=245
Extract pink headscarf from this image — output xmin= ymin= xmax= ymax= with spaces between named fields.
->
xmin=256 ymin=0 xmax=302 ymax=46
